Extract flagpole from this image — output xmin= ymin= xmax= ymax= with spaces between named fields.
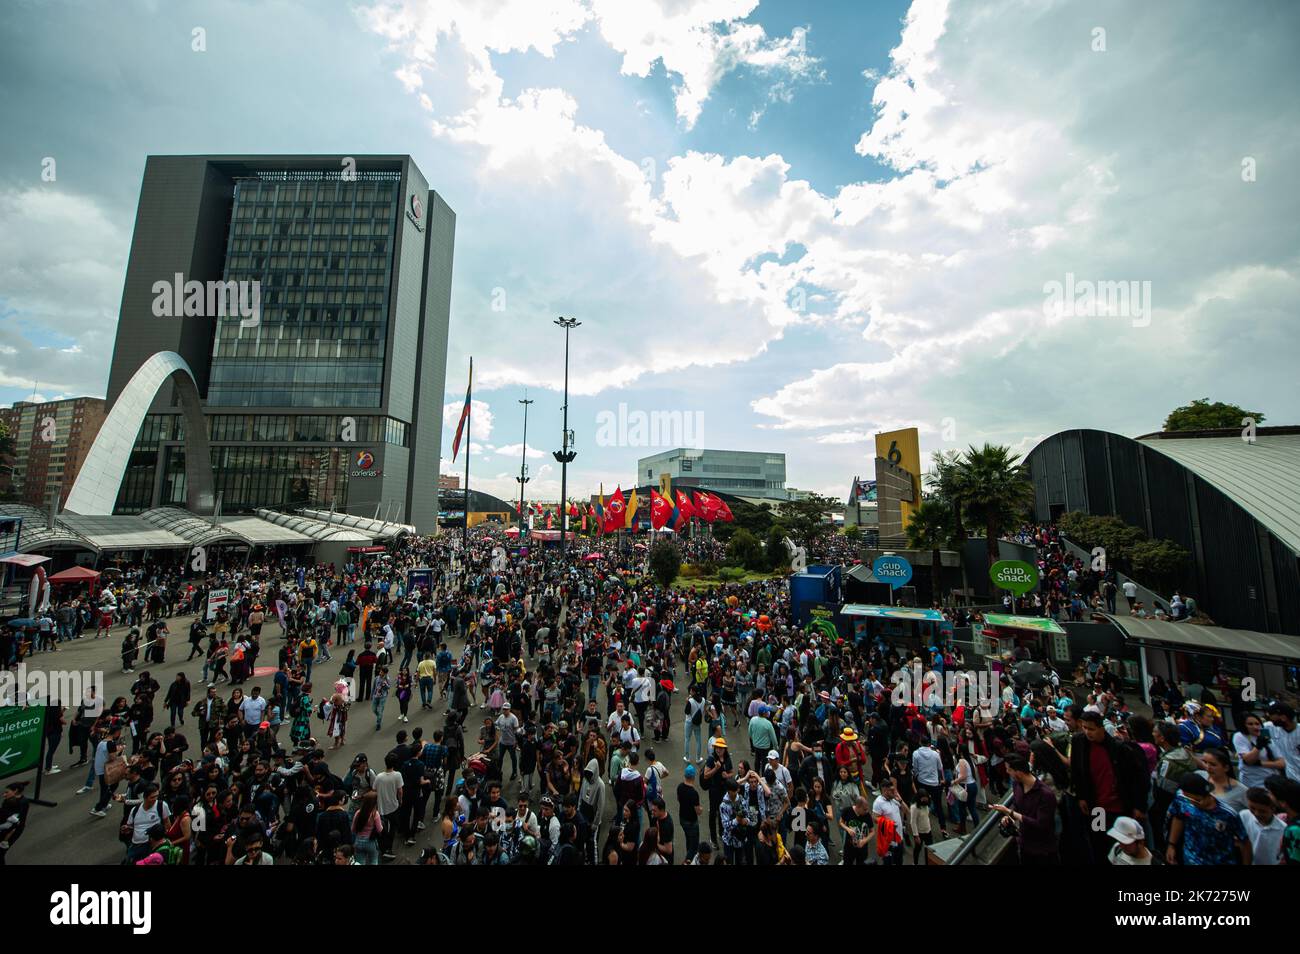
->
xmin=463 ymin=356 xmax=472 ymax=549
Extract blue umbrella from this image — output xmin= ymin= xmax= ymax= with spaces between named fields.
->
xmin=6 ymin=618 xmax=37 ymax=627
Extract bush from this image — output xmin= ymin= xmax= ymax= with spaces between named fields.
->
xmin=649 ymin=541 xmax=683 ymax=589
xmin=1126 ymin=539 xmax=1191 ymax=592
xmin=698 ymin=560 xmax=720 ymax=577
xmin=717 ymin=566 xmax=747 ymax=581
xmin=726 ymin=528 xmax=764 ymax=571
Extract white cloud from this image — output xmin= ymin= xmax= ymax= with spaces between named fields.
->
xmin=495 ymin=443 xmax=545 ymax=459
xmin=0 ymin=187 xmax=127 ymax=398
xmin=442 ymin=398 xmax=494 ymax=444
xmin=590 ymin=0 xmax=820 ymax=128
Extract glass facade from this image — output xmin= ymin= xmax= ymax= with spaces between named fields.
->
xmin=206 ymin=171 xmax=401 ymax=407
xmin=114 ymin=412 xmax=409 ymax=513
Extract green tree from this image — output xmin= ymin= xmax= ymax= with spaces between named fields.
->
xmin=764 ymin=523 xmax=790 ymax=572
xmin=905 ymin=498 xmax=953 ymax=604
xmin=713 ymin=498 xmax=772 ymax=543
xmin=726 ymin=528 xmax=764 ymax=571
xmin=1164 ymin=398 xmax=1264 ymax=432
xmin=925 ymin=449 xmax=969 ymax=546
xmin=956 ymin=444 xmax=1036 ymax=567
xmin=779 ymin=493 xmax=839 ymax=541
xmin=1126 ymin=539 xmax=1191 ymax=593
xmin=648 ymin=540 xmax=682 ymax=589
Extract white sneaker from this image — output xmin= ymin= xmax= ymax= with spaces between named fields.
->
xmin=89 ymin=809 xmax=107 ymax=817
xmin=46 ymin=766 xmax=61 ymax=774
xmin=76 ymin=785 xmax=92 ymax=794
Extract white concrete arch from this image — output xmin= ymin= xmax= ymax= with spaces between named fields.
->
xmin=65 ymin=351 xmax=216 ymax=516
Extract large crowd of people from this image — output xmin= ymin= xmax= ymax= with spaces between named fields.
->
xmin=3 ymin=521 xmax=1298 ymax=868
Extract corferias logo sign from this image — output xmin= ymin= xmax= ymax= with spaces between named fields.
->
xmin=406 ymin=192 xmax=424 ymax=231
xmin=351 ymin=450 xmax=380 ymax=478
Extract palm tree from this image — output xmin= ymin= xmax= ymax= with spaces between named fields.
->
xmin=955 ymin=444 xmax=1036 ymax=567
xmin=925 ymin=449 xmax=968 ymax=544
xmin=906 ymin=498 xmax=952 ymax=606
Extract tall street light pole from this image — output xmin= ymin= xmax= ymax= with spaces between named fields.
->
xmin=552 ymin=316 xmax=579 ymax=560
xmin=516 ymin=393 xmax=533 ymax=535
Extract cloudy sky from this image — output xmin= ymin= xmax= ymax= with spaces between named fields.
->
xmin=1 ymin=0 xmax=1297 ymax=506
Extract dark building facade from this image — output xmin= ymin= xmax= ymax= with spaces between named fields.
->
xmin=1026 ymin=428 xmax=1300 ymax=636
xmin=103 ymin=155 xmax=454 ymax=532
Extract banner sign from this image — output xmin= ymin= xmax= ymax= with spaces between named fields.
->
xmin=872 ymin=554 xmax=913 ymax=589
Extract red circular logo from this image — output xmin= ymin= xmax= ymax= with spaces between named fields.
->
xmin=356 ymin=451 xmax=375 ymax=469
xmin=410 ymin=194 xmax=423 ymax=220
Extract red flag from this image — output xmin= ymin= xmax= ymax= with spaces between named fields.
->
xmin=451 ymin=359 xmax=472 ymax=462
xmin=582 ymin=514 xmax=588 ymax=531
xmin=693 ymin=490 xmax=721 ymax=523
xmin=675 ymin=490 xmax=698 ymax=522
xmin=650 ymin=489 xmax=674 ymax=530
xmin=716 ymin=497 xmax=734 ymax=522
xmin=546 ymin=511 xmax=554 ymax=530
xmin=568 ymin=502 xmax=579 ymax=518
xmin=604 ymin=487 xmax=627 ymax=533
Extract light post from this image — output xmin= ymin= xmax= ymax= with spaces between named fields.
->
xmin=516 ymin=394 xmax=533 ymax=534
xmin=552 ymin=316 xmax=580 ymax=559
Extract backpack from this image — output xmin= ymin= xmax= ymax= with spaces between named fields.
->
xmin=157 ymin=842 xmax=183 ymax=865
xmin=646 ymin=765 xmax=662 ymax=802
xmin=688 ymin=697 xmax=703 ymax=727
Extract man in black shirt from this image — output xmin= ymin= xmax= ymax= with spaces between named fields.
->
xmin=702 ymin=741 xmax=732 ymax=844
xmin=650 ymin=796 xmax=675 ymax=864
xmin=677 ymin=764 xmax=703 ymax=860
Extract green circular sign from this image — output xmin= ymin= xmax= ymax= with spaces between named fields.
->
xmin=990 ymin=559 xmax=1039 ymax=596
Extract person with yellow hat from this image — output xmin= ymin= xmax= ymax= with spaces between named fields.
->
xmin=835 ymin=726 xmax=869 ymax=794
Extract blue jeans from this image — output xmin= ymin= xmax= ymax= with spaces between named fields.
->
xmin=683 ymin=721 xmax=703 ymax=762
xmin=373 ymin=695 xmax=387 ymax=728
xmin=419 ymin=677 xmax=434 ymax=706
xmin=353 ymin=834 xmax=379 ymax=865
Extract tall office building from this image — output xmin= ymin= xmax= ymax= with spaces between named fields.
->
xmin=0 ymin=398 xmax=107 ymax=507
xmin=102 ymin=155 xmax=454 ymax=531
xmin=637 ymin=448 xmax=789 ymax=503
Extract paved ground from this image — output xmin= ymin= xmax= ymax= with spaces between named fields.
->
xmin=6 ymin=612 xmax=767 ymax=865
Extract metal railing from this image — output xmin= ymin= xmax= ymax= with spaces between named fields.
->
xmin=945 ymin=789 xmax=1015 ymax=865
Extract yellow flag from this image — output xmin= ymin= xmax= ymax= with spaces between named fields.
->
xmin=625 ymin=489 xmax=638 ymax=529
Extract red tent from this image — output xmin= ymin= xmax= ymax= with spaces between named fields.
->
xmin=48 ymin=566 xmax=101 ymax=584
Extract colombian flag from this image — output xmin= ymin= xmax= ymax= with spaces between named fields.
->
xmin=451 ymin=358 xmax=472 ymax=462
xmin=624 ymin=489 xmax=639 ymax=530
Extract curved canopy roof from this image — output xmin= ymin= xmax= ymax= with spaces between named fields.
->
xmin=297 ymin=508 xmax=414 ymax=540
xmin=1137 ymin=432 xmax=1300 ymax=555
xmin=254 ymin=510 xmax=372 ymax=543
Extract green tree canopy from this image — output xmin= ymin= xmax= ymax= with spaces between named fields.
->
xmin=1164 ymin=398 xmax=1264 ymax=432
xmin=648 ymin=540 xmax=682 ymax=589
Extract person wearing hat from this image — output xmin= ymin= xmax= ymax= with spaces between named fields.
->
xmin=1106 ymin=815 xmax=1154 ymax=865
xmin=1165 ymin=772 xmax=1249 ymax=865
xmin=702 ymin=738 xmax=732 ymax=846
xmin=834 ymin=728 xmax=868 ymax=795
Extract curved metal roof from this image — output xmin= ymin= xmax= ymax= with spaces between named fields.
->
xmin=140 ymin=507 xmax=251 ymax=547
xmin=1137 ymin=432 xmax=1300 ymax=555
xmin=255 ymin=509 xmax=372 ymax=543
xmin=297 ymin=508 xmax=414 ymax=539
xmin=0 ymin=504 xmax=90 ymax=551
